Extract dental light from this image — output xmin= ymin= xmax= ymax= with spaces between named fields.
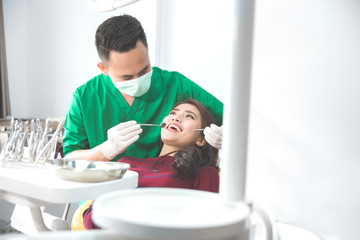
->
xmin=88 ymin=0 xmax=140 ymax=12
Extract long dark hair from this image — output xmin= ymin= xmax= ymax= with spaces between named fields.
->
xmin=153 ymin=99 xmax=219 ymax=180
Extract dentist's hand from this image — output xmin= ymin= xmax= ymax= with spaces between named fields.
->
xmin=204 ymin=124 xmax=223 ymax=150
xmin=100 ymin=121 xmax=142 ymax=160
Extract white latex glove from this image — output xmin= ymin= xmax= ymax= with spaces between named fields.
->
xmin=204 ymin=124 xmax=223 ymax=150
xmin=100 ymin=120 xmax=142 ymax=160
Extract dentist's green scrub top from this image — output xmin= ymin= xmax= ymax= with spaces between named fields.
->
xmin=63 ymin=67 xmax=223 ymax=161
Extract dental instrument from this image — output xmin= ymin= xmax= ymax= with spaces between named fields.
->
xmin=191 ymin=128 xmax=204 ymax=132
xmin=34 ymin=120 xmax=64 ymax=166
xmin=139 ymin=123 xmax=166 ymax=127
xmin=14 ymin=120 xmax=29 ymax=160
xmin=35 ymin=118 xmax=50 ymax=157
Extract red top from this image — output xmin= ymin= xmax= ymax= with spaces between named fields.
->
xmin=83 ymin=155 xmax=219 ymax=229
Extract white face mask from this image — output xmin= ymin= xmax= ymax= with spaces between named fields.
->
xmin=113 ymin=69 xmax=153 ymax=97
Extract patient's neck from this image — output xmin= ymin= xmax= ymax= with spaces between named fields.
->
xmin=159 ymin=145 xmax=181 ymax=157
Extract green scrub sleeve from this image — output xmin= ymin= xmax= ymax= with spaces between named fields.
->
xmin=63 ymin=90 xmax=89 ymax=156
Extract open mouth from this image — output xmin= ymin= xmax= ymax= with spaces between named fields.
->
xmin=167 ymin=123 xmax=183 ymax=132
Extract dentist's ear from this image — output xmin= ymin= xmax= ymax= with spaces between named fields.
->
xmin=196 ymin=138 xmax=206 ymax=147
xmin=97 ymin=62 xmax=109 ymax=75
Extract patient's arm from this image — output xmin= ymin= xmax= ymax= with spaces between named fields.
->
xmin=192 ymin=166 xmax=219 ymax=193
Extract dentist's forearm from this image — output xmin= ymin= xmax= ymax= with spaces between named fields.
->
xmin=65 ymin=147 xmax=110 ymax=162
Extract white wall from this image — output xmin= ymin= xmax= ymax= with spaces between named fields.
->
xmin=155 ymin=0 xmax=231 ymax=101
xmin=2 ymin=0 xmax=28 ymax=118
xmin=2 ymin=1 xmax=360 ymax=240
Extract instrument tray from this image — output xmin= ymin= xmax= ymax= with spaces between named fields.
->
xmin=47 ymin=159 xmax=130 ymax=182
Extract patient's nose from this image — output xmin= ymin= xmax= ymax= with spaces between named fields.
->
xmin=171 ymin=116 xmax=181 ymax=122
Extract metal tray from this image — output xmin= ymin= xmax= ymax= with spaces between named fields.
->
xmin=47 ymin=159 xmax=130 ymax=182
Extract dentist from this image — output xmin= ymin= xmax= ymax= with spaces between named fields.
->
xmin=63 ymin=14 xmax=223 ymax=161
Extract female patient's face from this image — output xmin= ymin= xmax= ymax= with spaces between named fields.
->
xmin=161 ymin=103 xmax=204 ymax=149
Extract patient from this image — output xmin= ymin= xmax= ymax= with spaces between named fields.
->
xmin=82 ymin=99 xmax=219 ymax=229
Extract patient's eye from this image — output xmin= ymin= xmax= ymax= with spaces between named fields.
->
xmin=185 ymin=114 xmax=195 ymax=120
xmin=169 ymin=111 xmax=176 ymax=116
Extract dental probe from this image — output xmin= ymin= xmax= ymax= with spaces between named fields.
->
xmin=192 ymin=129 xmax=205 ymax=132
xmin=139 ymin=123 xmax=166 ymax=127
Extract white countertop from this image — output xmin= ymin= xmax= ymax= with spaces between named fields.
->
xmin=0 ymin=161 xmax=138 ymax=207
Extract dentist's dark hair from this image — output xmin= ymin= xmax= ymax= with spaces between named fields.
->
xmin=154 ymin=99 xmax=219 ymax=180
xmin=95 ymin=14 xmax=148 ymax=64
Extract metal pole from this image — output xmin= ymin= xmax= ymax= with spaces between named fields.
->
xmin=220 ymin=0 xmax=255 ymax=202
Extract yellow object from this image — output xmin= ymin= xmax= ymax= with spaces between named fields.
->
xmin=71 ymin=200 xmax=93 ymax=231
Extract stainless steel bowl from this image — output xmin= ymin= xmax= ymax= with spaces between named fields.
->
xmin=47 ymin=159 xmax=130 ymax=182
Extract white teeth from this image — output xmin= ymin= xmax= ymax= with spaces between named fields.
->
xmin=168 ymin=124 xmax=181 ymax=132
